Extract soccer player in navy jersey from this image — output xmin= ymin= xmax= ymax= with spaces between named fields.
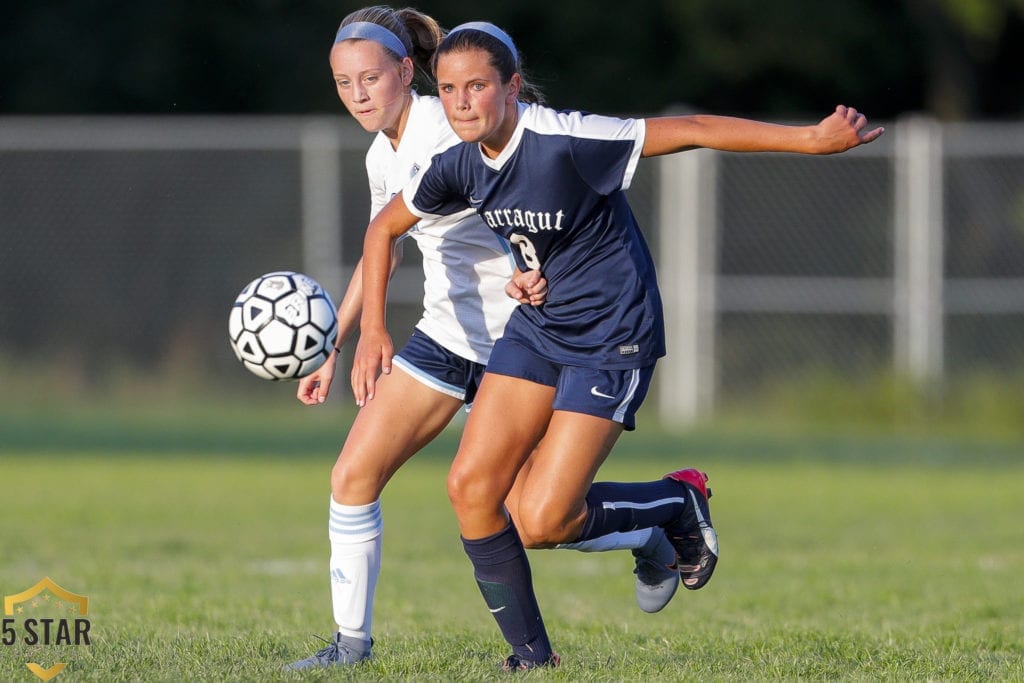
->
xmin=287 ymin=9 xmax=690 ymax=672
xmin=352 ymin=21 xmax=884 ymax=670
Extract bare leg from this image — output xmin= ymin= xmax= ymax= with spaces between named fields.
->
xmin=332 ymin=367 xmax=463 ymax=505
xmin=447 ymin=373 xmax=555 ymax=539
xmin=325 ymin=367 xmax=462 ymax=655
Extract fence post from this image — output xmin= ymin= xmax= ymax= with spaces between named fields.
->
xmin=894 ymin=115 xmax=944 ymax=387
xmin=657 ymin=150 xmax=718 ymax=427
xmin=300 ymin=118 xmax=345 ymax=301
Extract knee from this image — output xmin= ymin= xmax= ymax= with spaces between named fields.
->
xmin=516 ymin=525 xmax=552 ymax=549
xmin=330 ymin=455 xmax=382 ymax=504
xmin=514 ymin=503 xmax=579 ymax=548
xmin=446 ymin=465 xmax=484 ymax=514
xmin=446 ymin=462 xmax=509 ymax=521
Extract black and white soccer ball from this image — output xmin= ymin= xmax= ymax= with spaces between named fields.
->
xmin=228 ymin=271 xmax=338 ymax=380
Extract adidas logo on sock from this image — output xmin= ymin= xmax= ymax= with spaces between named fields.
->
xmin=330 ymin=568 xmax=351 ymax=584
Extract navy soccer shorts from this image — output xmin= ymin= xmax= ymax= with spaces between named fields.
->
xmin=392 ymin=328 xmax=486 ymax=404
xmin=485 ymin=337 xmax=655 ymax=431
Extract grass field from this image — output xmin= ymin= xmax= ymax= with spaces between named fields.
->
xmin=1 ymin=400 xmax=1022 ymax=681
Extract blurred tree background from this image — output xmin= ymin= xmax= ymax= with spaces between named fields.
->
xmin=2 ymin=0 xmax=1022 ymax=119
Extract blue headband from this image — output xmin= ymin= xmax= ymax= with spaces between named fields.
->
xmin=334 ymin=21 xmax=408 ymax=58
xmin=448 ymin=21 xmax=518 ymax=63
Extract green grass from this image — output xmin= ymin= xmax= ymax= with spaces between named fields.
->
xmin=1 ymin=405 xmax=1022 ymax=681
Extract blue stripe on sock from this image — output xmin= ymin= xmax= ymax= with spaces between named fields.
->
xmin=329 ymin=501 xmax=382 ymax=538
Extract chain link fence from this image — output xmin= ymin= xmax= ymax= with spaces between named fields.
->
xmin=1 ymin=115 xmax=1021 ymax=424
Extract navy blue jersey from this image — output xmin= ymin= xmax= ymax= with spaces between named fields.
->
xmin=404 ymin=103 xmax=665 ymax=369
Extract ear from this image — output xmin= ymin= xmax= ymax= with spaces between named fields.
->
xmin=507 ymin=73 xmax=522 ymax=103
xmin=400 ymin=57 xmax=415 ymax=86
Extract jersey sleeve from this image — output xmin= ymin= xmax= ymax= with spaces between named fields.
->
xmin=402 ymin=150 xmax=472 ymax=219
xmin=566 ymin=114 xmax=646 ymax=195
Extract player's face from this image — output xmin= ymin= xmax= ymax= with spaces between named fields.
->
xmin=436 ymin=48 xmax=521 ymax=159
xmin=330 ymin=40 xmax=413 ymax=139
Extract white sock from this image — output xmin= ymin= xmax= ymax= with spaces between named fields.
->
xmin=328 ymin=497 xmax=382 ymax=642
xmin=556 ymin=527 xmax=653 ymax=552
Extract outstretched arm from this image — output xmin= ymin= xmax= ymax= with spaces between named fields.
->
xmin=642 ymin=104 xmax=884 ymax=158
xmin=351 ymin=193 xmax=420 ymax=405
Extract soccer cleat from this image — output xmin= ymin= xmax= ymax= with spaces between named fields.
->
xmin=501 ymin=652 xmax=561 ymax=672
xmin=632 ymin=528 xmax=680 ymax=613
xmin=662 ymin=468 xmax=718 ymax=590
xmin=284 ymin=632 xmax=372 ymax=670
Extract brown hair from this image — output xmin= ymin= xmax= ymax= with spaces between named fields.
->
xmin=432 ymin=25 xmax=546 ymax=104
xmin=337 ymin=6 xmax=443 ymax=88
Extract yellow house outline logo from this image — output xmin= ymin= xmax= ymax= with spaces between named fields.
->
xmin=4 ymin=577 xmax=89 ymax=617
xmin=3 ymin=577 xmax=90 ymax=682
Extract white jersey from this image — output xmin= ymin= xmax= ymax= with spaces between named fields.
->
xmin=364 ymin=92 xmax=517 ymax=364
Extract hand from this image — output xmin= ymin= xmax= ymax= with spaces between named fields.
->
xmin=505 ymin=269 xmax=548 ymax=306
xmin=350 ymin=328 xmax=393 ymax=406
xmin=296 ymin=350 xmax=338 ymax=405
xmin=814 ymin=105 xmax=885 ymax=153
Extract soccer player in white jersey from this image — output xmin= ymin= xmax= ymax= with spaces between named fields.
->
xmin=286 ymin=7 xmax=683 ymax=671
xmin=352 ymin=21 xmax=886 ymax=670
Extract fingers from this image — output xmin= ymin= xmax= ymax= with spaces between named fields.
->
xmin=350 ymin=350 xmax=378 ymax=406
xmin=350 ymin=361 xmax=373 ymax=406
xmin=836 ymin=104 xmax=885 ymax=146
xmin=297 ymin=375 xmax=332 ymax=405
xmin=297 ymin=374 xmax=326 ymax=405
xmin=352 ymin=369 xmax=374 ymax=406
xmin=315 ymin=373 xmax=334 ymax=403
xmin=507 ymin=270 xmax=548 ymax=305
xmin=296 ymin=377 xmax=318 ymax=405
xmin=504 ymin=279 xmax=526 ymax=302
xmin=527 ymin=276 xmax=547 ymax=306
xmin=296 ymin=352 xmax=338 ymax=405
xmin=350 ymin=337 xmax=392 ymax=406
xmin=836 ymin=104 xmax=862 ymax=126
xmin=518 ymin=269 xmax=540 ymax=288
xmin=520 ymin=270 xmax=548 ymax=306
xmin=861 ymin=125 xmax=885 ymax=143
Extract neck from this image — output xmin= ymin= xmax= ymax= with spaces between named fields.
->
xmin=382 ymin=92 xmax=414 ymax=150
xmin=481 ymin=101 xmax=520 ymax=159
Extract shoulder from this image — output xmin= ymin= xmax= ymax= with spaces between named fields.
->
xmin=411 ymin=92 xmax=444 ymax=118
xmin=409 ymin=93 xmax=461 ymax=153
xmin=408 ymin=92 xmax=445 ymax=126
xmin=521 ymin=103 xmax=640 ymax=143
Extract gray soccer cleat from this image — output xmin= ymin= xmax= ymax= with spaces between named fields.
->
xmin=284 ymin=632 xmax=371 ymax=670
xmin=632 ymin=527 xmax=680 ymax=613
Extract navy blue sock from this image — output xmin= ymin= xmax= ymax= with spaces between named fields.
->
xmin=576 ymin=480 xmax=688 ymax=542
xmin=462 ymin=523 xmax=552 ymax=663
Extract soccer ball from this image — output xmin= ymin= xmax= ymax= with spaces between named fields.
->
xmin=228 ymin=271 xmax=338 ymax=380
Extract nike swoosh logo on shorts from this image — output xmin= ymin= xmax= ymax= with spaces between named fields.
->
xmin=590 ymin=386 xmax=616 ymax=399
